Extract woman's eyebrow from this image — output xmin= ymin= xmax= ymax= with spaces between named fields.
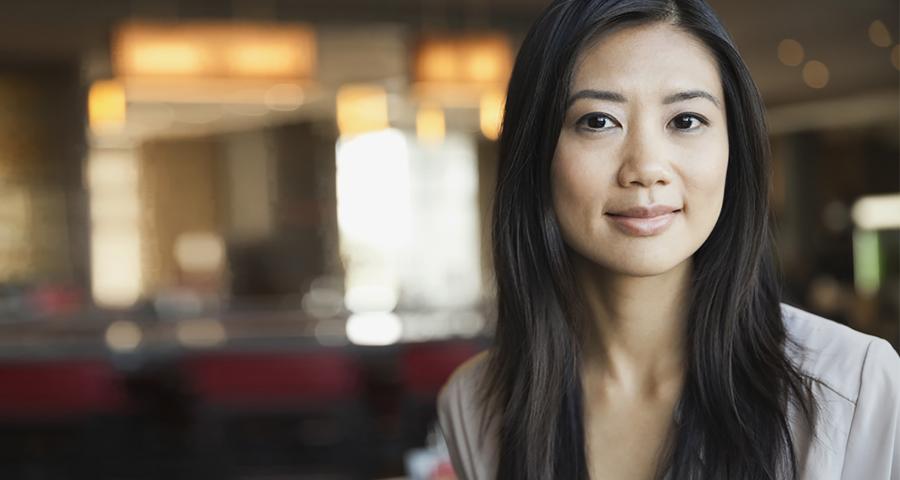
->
xmin=566 ymin=89 xmax=721 ymax=109
xmin=662 ymin=90 xmax=721 ymax=108
xmin=566 ymin=89 xmax=626 ymax=107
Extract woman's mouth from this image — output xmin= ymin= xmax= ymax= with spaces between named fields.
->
xmin=604 ymin=205 xmax=682 ymax=236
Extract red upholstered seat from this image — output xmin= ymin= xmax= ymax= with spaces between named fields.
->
xmin=0 ymin=359 xmax=127 ymax=419
xmin=399 ymin=341 xmax=483 ymax=397
xmin=182 ymin=350 xmax=363 ymax=408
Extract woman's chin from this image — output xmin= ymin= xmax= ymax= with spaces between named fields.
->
xmin=586 ymin=253 xmax=691 ymax=278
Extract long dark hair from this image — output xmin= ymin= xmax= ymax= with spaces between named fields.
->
xmin=479 ymin=0 xmax=820 ymax=478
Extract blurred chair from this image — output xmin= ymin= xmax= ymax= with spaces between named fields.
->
xmin=181 ymin=349 xmax=369 ymax=479
xmin=0 ymin=358 xmax=125 ymax=418
xmin=397 ymin=341 xmax=484 ymax=452
xmin=0 ymin=358 xmax=128 ymax=479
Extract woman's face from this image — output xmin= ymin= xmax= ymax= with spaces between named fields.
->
xmin=552 ymin=22 xmax=729 ymax=277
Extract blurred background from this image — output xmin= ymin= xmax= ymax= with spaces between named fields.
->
xmin=0 ymin=0 xmax=896 ymax=478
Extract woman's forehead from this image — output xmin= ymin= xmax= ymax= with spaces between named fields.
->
xmin=571 ymin=22 xmax=723 ymax=100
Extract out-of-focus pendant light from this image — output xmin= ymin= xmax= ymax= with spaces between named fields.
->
xmin=88 ymin=80 xmax=127 ymax=133
xmin=336 ymin=84 xmax=390 ymax=137
xmin=479 ymin=89 xmax=505 ymax=140
xmin=113 ymin=21 xmax=317 ymax=79
xmin=412 ymin=34 xmax=513 ymax=106
xmin=110 ymin=21 xmax=317 ymax=104
xmin=416 ymin=103 xmax=446 ymax=144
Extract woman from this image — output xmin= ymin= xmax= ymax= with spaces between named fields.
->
xmin=436 ymin=0 xmax=900 ymax=479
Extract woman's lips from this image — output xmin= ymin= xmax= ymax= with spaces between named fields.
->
xmin=605 ymin=210 xmax=680 ymax=236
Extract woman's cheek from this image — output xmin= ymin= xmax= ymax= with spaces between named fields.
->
xmin=554 ymin=146 xmax=599 ymax=205
xmin=683 ymin=151 xmax=728 ymax=226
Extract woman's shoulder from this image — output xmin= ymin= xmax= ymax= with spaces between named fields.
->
xmin=446 ymin=349 xmax=491 ymax=382
xmin=437 ymin=349 xmax=498 ymax=480
xmin=780 ymin=302 xmax=899 ymax=403
xmin=438 ymin=349 xmax=491 ymax=414
xmin=780 ymin=304 xmax=900 ymax=478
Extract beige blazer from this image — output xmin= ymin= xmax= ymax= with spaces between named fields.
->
xmin=437 ymin=303 xmax=900 ymax=479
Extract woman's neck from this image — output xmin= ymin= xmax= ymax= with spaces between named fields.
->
xmin=576 ymin=255 xmax=691 ymax=400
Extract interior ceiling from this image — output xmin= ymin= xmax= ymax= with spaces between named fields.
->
xmin=0 ymin=0 xmax=895 ymax=119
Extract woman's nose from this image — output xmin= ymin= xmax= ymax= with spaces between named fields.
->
xmin=616 ymin=125 xmax=672 ymax=189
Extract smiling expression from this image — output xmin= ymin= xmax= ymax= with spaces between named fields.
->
xmin=552 ymin=21 xmax=730 ymax=277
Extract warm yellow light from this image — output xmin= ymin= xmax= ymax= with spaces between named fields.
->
xmin=113 ymin=21 xmax=316 ymax=79
xmin=868 ymin=20 xmax=892 ymax=48
xmin=228 ymin=44 xmax=295 ymax=76
xmin=418 ymin=43 xmax=458 ymax=82
xmin=415 ymin=35 xmax=513 ymax=85
xmin=416 ymin=104 xmax=445 ymax=144
xmin=891 ymin=45 xmax=900 ymax=70
xmin=336 ymin=84 xmax=389 ymax=136
xmin=176 ymin=318 xmax=227 ymax=348
xmin=88 ymin=80 xmax=126 ymax=131
xmin=413 ymin=35 xmax=512 ymax=107
xmin=86 ymin=150 xmax=143 ymax=308
xmin=227 ymin=33 xmax=315 ymax=77
xmin=88 ymin=150 xmax=143 ymax=308
xmin=173 ymin=232 xmax=225 ymax=274
xmin=777 ymin=39 xmax=804 ymax=66
xmin=90 ymin=200 xmax=141 ymax=223
xmin=802 ymin=60 xmax=829 ymax=89
xmin=127 ymin=42 xmax=209 ymax=76
xmin=87 ymin=150 xmax=138 ymax=190
xmin=105 ymin=320 xmax=143 ymax=352
xmin=461 ymin=38 xmax=511 ymax=83
xmin=480 ymin=90 xmax=505 ymax=140
xmin=92 ymin=226 xmax=142 ymax=308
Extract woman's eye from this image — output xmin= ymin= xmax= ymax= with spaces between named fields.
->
xmin=669 ymin=113 xmax=708 ymax=131
xmin=576 ymin=113 xmax=618 ymax=131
